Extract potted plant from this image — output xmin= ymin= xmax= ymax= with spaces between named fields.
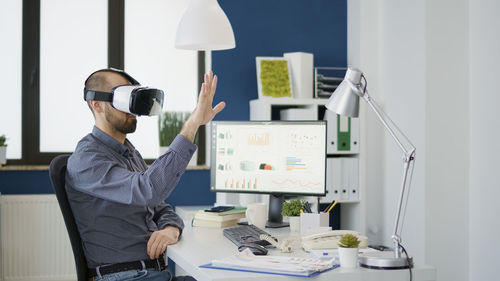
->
xmin=338 ymin=233 xmax=360 ymax=268
xmin=281 ymin=198 xmax=303 ymax=232
xmin=0 ymin=134 xmax=7 ymax=166
xmin=158 ymin=111 xmax=198 ymax=165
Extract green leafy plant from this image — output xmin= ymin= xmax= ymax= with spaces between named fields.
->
xmin=0 ymin=135 xmax=7 ymax=146
xmin=281 ymin=198 xmax=304 ymax=217
xmin=338 ymin=233 xmax=360 ymax=248
xmin=158 ymin=112 xmax=197 ymax=147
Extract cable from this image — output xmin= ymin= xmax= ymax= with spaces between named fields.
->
xmin=399 ymin=243 xmax=413 ymax=281
xmin=259 ymin=234 xmax=294 ymax=253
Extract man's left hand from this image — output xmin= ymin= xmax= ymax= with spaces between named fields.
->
xmin=147 ymin=226 xmax=180 ymax=259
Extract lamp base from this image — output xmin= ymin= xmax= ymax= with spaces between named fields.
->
xmin=359 ymin=251 xmax=412 ymax=270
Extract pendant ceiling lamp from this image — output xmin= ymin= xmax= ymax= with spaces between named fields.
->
xmin=175 ymin=0 xmax=235 ymax=50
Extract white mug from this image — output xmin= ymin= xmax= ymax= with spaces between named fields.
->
xmin=245 ymin=202 xmax=267 ymax=229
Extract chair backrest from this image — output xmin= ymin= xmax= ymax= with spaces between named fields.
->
xmin=49 ymin=155 xmax=89 ymax=281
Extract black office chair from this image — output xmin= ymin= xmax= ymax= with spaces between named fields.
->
xmin=49 ymin=155 xmax=89 ymax=281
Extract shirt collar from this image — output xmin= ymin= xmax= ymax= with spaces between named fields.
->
xmin=92 ymin=126 xmax=133 ymax=157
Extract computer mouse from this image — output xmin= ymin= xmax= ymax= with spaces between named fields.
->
xmin=238 ymin=242 xmax=268 ymax=255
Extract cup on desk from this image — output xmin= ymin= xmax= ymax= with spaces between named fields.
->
xmin=245 ymin=202 xmax=267 ymax=229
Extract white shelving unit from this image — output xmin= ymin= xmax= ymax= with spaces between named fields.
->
xmin=249 ymin=98 xmax=363 ymax=232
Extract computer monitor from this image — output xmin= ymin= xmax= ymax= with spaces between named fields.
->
xmin=210 ymin=121 xmax=327 ymax=227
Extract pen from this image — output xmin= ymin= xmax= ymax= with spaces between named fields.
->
xmin=326 ymin=200 xmax=338 ymax=213
xmin=323 ymin=200 xmax=337 ymax=213
xmin=304 ymin=201 xmax=312 ymax=213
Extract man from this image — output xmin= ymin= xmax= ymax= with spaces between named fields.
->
xmin=66 ymin=69 xmax=225 ymax=281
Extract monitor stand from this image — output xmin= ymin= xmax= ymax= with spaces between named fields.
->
xmin=266 ymin=194 xmax=289 ymax=228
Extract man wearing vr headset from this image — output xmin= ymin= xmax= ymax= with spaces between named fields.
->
xmin=66 ymin=68 xmax=225 ymax=281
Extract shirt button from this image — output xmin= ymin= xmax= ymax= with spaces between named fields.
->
xmin=188 ymin=149 xmax=194 ymax=154
xmin=176 ymin=173 xmax=180 ymax=177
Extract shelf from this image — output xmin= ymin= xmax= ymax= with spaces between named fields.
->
xmin=250 ymin=98 xmax=328 ymax=106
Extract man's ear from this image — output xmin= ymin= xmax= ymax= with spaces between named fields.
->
xmin=89 ymin=100 xmax=104 ymax=114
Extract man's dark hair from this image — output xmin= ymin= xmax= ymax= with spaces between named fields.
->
xmin=84 ymin=71 xmax=113 ymax=117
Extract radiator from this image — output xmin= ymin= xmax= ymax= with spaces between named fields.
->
xmin=1 ymin=195 xmax=76 ymax=281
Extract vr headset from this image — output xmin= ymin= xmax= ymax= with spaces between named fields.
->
xmin=84 ymin=68 xmax=164 ymax=116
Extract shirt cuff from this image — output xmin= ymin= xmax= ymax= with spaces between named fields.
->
xmin=162 ymin=222 xmax=184 ymax=237
xmin=168 ymin=134 xmax=198 ymax=162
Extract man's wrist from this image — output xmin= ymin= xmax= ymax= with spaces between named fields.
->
xmin=163 ymin=225 xmax=181 ymax=238
xmin=180 ymin=118 xmax=200 ymax=143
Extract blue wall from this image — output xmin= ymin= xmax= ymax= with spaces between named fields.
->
xmin=213 ymin=0 xmax=347 ymax=121
xmin=0 ymin=0 xmax=346 ymax=208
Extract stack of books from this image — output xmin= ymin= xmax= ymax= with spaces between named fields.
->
xmin=192 ymin=207 xmax=246 ymax=228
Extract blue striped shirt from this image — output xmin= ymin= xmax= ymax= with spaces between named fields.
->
xmin=66 ymin=126 xmax=196 ymax=267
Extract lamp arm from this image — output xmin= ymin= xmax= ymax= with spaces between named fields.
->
xmin=362 ymin=92 xmax=415 ymax=159
xmin=361 ymin=90 xmax=416 ymax=259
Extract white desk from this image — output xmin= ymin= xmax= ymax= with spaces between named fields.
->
xmin=167 ymin=222 xmax=436 ymax=281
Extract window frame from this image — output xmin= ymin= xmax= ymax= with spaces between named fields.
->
xmin=10 ymin=0 xmax=205 ymax=165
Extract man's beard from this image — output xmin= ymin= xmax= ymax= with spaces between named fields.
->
xmin=105 ymin=109 xmax=137 ymax=134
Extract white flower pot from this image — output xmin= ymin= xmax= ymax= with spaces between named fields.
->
xmin=338 ymin=247 xmax=358 ymax=268
xmin=288 ymin=216 xmax=301 ymax=232
xmin=160 ymin=146 xmax=198 ymax=166
xmin=0 ymin=146 xmax=6 ymax=165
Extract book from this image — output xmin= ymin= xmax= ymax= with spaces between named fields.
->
xmin=192 ymin=218 xmax=240 ymax=228
xmin=194 ymin=210 xmax=245 ymax=222
xmin=199 ymin=248 xmax=338 ymax=277
xmin=203 ymin=206 xmax=247 ymax=216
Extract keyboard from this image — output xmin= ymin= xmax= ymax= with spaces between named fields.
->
xmin=223 ymin=224 xmax=276 ymax=247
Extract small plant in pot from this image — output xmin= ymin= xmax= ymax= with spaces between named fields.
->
xmin=338 ymin=233 xmax=361 ymax=268
xmin=281 ymin=198 xmax=303 ymax=232
xmin=158 ymin=111 xmax=198 ymax=165
xmin=0 ymin=134 xmax=7 ymax=166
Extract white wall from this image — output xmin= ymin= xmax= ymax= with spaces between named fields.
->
xmin=349 ymin=0 xmax=500 ymax=280
xmin=469 ymin=1 xmax=500 ymax=280
xmin=349 ymin=0 xmax=427 ymax=261
xmin=425 ymin=1 xmax=470 ymax=280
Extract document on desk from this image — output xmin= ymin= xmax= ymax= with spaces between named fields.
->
xmin=200 ymin=249 xmax=339 ymax=277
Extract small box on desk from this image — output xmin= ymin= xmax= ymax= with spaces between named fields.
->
xmin=300 ymin=212 xmax=330 ymax=236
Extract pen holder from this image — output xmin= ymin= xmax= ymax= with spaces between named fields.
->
xmin=300 ymin=212 xmax=330 ymax=236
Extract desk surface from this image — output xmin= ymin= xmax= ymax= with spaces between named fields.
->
xmin=167 ymin=224 xmax=436 ymax=281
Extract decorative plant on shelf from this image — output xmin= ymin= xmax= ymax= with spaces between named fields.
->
xmin=338 ymin=233 xmax=361 ymax=268
xmin=158 ymin=111 xmax=189 ymax=147
xmin=0 ymin=134 xmax=7 ymax=166
xmin=0 ymin=135 xmax=7 ymax=147
xmin=281 ymin=198 xmax=304 ymax=232
xmin=158 ymin=112 xmax=198 ymax=164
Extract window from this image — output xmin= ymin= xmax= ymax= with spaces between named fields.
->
xmin=0 ymin=0 xmax=22 ymax=159
xmin=40 ymin=0 xmax=108 ymax=153
xmin=124 ymin=0 xmax=198 ymax=159
xmin=8 ymin=0 xmax=203 ymax=165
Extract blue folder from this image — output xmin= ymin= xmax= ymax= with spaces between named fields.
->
xmin=199 ymin=263 xmax=339 ymax=278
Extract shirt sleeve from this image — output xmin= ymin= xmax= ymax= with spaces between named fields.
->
xmin=67 ymin=134 xmax=197 ymax=207
xmin=153 ymin=203 xmax=185 ymax=236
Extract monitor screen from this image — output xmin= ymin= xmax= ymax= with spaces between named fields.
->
xmin=210 ymin=121 xmax=326 ymax=196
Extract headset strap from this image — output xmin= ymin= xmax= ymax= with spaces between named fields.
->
xmin=84 ymin=89 xmax=113 ymax=102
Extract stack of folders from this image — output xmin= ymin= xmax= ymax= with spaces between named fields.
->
xmin=192 ymin=207 xmax=246 ymax=228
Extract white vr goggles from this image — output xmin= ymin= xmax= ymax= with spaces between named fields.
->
xmin=84 ymin=68 xmax=164 ymax=116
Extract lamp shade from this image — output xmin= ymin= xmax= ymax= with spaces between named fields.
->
xmin=325 ymin=68 xmax=363 ymax=117
xmin=175 ymin=0 xmax=235 ymax=50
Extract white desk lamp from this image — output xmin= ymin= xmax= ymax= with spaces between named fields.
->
xmin=175 ymin=0 xmax=235 ymax=50
xmin=326 ymin=67 xmax=415 ymax=269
